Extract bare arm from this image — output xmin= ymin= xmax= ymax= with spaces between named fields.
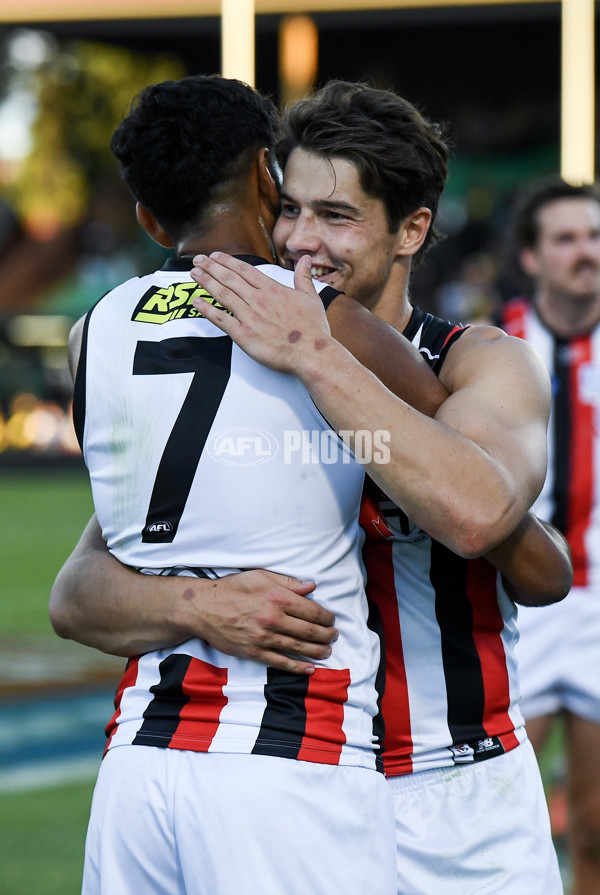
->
xmin=486 ymin=514 xmax=572 ymax=606
xmin=49 ymin=515 xmax=338 ymax=673
xmin=191 ymin=252 xmax=551 ymax=558
xmin=324 ymin=293 xmax=448 ymax=418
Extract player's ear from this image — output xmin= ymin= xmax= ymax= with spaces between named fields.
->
xmin=519 ymin=247 xmax=541 ymax=278
xmin=257 ymin=148 xmax=281 ymax=207
xmin=136 ymin=203 xmax=173 ymax=248
xmin=396 ymin=207 xmax=432 ymax=259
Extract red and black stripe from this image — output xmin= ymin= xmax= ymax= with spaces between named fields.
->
xmin=363 ymin=536 xmax=413 ymax=775
xmin=253 ymin=667 xmax=353 ymax=765
xmin=132 ymin=654 xmax=228 ymax=750
xmin=132 ymin=654 xmax=195 ymax=747
xmin=430 ymin=543 xmax=513 ymax=751
xmin=552 ymin=336 xmax=593 ymax=586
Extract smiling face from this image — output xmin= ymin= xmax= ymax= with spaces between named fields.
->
xmin=273 ymin=148 xmax=410 ymax=313
xmin=521 ymin=197 xmax=600 ymax=303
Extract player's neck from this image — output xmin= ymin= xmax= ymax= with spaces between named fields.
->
xmin=367 ymin=268 xmax=414 ymax=334
xmin=176 ymin=210 xmax=277 ymax=265
xmin=535 ymin=289 xmax=600 ymax=339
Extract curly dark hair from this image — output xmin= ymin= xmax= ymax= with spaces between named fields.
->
xmin=512 ymin=175 xmax=600 ymax=250
xmin=277 ymin=80 xmax=450 ymax=265
xmin=110 ymin=75 xmax=279 ymax=240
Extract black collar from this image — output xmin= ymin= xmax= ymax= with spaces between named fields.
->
xmin=161 ymin=254 xmax=271 ymax=272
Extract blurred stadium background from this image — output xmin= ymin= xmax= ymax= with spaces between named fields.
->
xmin=0 ymin=0 xmax=594 ymax=890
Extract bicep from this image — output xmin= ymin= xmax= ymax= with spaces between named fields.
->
xmin=73 ymin=514 xmax=113 ymax=562
xmin=437 ymin=327 xmax=551 ymax=497
xmin=52 ymin=514 xmax=126 ymax=612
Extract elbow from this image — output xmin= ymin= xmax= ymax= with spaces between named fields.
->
xmin=48 ymin=569 xmax=85 ymax=642
xmin=425 ymin=477 xmax=523 ymax=560
xmin=550 ymin=561 xmax=574 ymax=604
xmin=450 ymin=530 xmax=497 ymax=561
xmin=512 ymin=565 xmax=574 ymax=608
xmin=513 ymin=586 xmax=570 ymax=608
xmin=48 ymin=592 xmax=74 ymax=641
xmin=440 ymin=507 xmax=516 ymax=560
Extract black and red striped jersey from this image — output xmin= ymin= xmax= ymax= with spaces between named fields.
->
xmin=361 ymin=306 xmax=526 ymax=776
xmin=105 ymin=635 xmax=364 ymax=766
xmin=502 ymin=298 xmax=600 ymax=590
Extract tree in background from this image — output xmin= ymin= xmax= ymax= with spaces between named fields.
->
xmin=0 ymin=32 xmax=187 ymax=448
xmin=0 ymin=31 xmax=185 ymax=312
xmin=5 ymin=32 xmax=185 ymax=238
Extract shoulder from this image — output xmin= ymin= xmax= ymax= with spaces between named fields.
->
xmin=407 ymin=308 xmax=468 ymax=372
xmin=446 ymin=320 xmax=542 ymax=359
xmin=67 ymin=279 xmax=137 ymax=378
xmin=68 ymin=315 xmax=86 ymax=380
xmin=441 ymin=322 xmax=551 ymax=397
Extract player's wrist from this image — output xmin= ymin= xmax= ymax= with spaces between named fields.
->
xmin=291 ymin=335 xmax=354 ymax=386
xmin=166 ymin=576 xmax=214 ymax=642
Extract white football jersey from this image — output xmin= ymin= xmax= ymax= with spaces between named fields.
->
xmin=74 ymin=255 xmax=384 ymax=770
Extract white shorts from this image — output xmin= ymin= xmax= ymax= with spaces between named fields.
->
xmin=515 ymin=586 xmax=600 ymax=723
xmin=82 ymin=746 xmax=396 ymax=895
xmin=388 ymin=740 xmax=563 ymax=895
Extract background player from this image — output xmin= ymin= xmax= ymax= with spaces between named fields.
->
xmin=502 ymin=176 xmax=600 ymax=895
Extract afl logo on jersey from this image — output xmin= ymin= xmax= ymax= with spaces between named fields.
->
xmin=207 ymin=427 xmax=279 ymax=466
xmin=145 ymin=521 xmax=173 ymax=534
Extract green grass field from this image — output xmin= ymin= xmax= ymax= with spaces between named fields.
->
xmin=1 ymin=466 xmax=96 ymax=894
xmin=0 ymin=780 xmax=95 ymax=895
xmin=0 ymin=466 xmax=94 ymax=636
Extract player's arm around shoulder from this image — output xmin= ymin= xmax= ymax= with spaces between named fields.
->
xmin=437 ymin=322 xmax=551 ymax=505
xmin=326 ymin=294 xmax=449 ymax=417
xmin=189 ymin=253 xmax=548 ymax=557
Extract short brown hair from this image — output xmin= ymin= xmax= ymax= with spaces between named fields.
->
xmin=277 ymin=80 xmax=450 ymax=265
